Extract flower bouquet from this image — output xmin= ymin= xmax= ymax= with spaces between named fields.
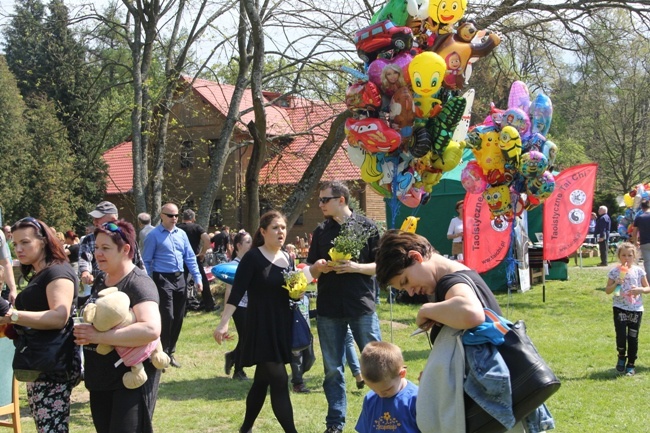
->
xmin=328 ymin=218 xmax=377 ymax=265
xmin=283 ymin=269 xmax=308 ymax=300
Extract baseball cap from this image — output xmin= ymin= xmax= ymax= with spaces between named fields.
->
xmin=89 ymin=201 xmax=118 ymax=218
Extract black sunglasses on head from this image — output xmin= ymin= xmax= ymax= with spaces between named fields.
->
xmin=18 ymin=216 xmax=45 ymax=235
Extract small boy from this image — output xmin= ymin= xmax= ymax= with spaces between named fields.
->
xmin=289 ymin=293 xmax=315 ymax=393
xmin=355 ymin=341 xmax=420 ymax=433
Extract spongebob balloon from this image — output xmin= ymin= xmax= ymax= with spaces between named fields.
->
xmin=483 ymin=184 xmax=513 ymax=220
xmin=400 ymin=216 xmax=420 ymax=233
xmin=427 ymin=0 xmax=467 ymax=35
xmin=408 ymin=51 xmax=446 ymax=118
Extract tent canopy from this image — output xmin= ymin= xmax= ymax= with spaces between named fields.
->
xmin=384 ymin=148 xmax=509 ymax=291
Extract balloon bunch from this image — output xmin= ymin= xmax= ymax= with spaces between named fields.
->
xmin=343 ymin=0 xmax=501 ymax=212
xmin=461 ymin=81 xmax=559 ymax=221
xmin=619 ymin=183 xmax=650 ymax=239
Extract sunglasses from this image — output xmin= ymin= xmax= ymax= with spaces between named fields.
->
xmin=163 ymin=213 xmax=179 ymax=218
xmin=19 ymin=217 xmax=45 ymax=235
xmin=319 ymin=196 xmax=341 ymax=204
xmin=102 ymin=222 xmax=128 ymax=243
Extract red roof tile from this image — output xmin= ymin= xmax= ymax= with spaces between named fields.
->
xmin=104 ymin=141 xmax=133 ymax=195
xmin=103 ymin=79 xmax=362 ymax=192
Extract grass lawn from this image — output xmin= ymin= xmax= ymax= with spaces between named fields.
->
xmin=8 ymin=257 xmax=650 ymax=432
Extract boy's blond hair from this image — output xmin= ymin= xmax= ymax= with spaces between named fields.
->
xmin=360 ymin=341 xmax=404 ymax=383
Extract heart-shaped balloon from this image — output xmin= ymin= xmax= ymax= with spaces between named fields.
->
xmin=367 ymin=52 xmax=413 ymax=96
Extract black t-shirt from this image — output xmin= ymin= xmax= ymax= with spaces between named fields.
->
xmin=177 ymin=222 xmax=206 ymax=254
xmin=67 ymin=243 xmax=80 ymax=263
xmin=16 ymin=263 xmax=78 ymax=312
xmin=634 ymin=212 xmax=650 ymax=245
xmin=211 ymin=231 xmax=231 ymax=253
xmin=307 ymin=213 xmax=379 ymax=318
xmin=429 ymin=270 xmax=502 ymax=343
xmin=83 ymin=266 xmax=160 ymax=391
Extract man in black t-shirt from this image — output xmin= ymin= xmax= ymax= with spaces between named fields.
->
xmin=632 ymin=200 xmax=650 ymax=276
xmin=177 ymin=209 xmax=217 ymax=312
xmin=210 ymin=225 xmax=232 ymax=262
xmin=307 ymin=181 xmax=381 ymax=433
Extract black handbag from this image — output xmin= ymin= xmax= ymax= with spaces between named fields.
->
xmin=290 ymin=303 xmax=312 ymax=352
xmin=457 ymin=274 xmax=561 ymax=433
xmin=12 ymin=317 xmax=76 ymax=382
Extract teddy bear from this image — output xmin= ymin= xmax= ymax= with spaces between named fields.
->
xmin=83 ymin=287 xmax=170 ymax=389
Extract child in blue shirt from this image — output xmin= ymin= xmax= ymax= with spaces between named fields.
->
xmin=355 ymin=341 xmax=420 ymax=433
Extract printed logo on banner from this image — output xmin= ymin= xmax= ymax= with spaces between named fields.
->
xmin=569 ymin=209 xmax=585 ymax=224
xmin=491 ymin=218 xmax=510 ymax=232
xmin=570 ymin=189 xmax=587 ymax=205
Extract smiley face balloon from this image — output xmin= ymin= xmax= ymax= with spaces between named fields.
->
xmin=428 ymin=0 xmax=467 ymax=32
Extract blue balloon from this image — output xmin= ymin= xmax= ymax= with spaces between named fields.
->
xmin=211 ymin=262 xmax=239 ymax=284
xmin=530 ymin=93 xmax=553 ymax=136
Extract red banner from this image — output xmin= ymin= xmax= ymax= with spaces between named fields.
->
xmin=463 ymin=191 xmax=512 ymax=273
xmin=543 ymin=163 xmax=598 ymax=261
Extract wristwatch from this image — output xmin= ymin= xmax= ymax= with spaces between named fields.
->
xmin=10 ymin=309 xmax=18 ymax=323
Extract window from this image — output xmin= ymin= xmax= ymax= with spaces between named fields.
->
xmin=294 ymin=213 xmax=304 ymax=226
xmin=209 ymin=199 xmax=223 ymax=228
xmin=180 ymin=140 xmax=194 ymax=168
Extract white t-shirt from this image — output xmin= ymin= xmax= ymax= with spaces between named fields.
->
xmin=447 ymin=216 xmax=463 ymax=243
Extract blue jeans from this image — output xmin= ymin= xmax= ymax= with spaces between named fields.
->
xmin=344 ymin=327 xmax=361 ymax=376
xmin=317 ymin=313 xmax=381 ymax=428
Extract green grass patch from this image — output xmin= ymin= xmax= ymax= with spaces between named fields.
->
xmin=9 ymin=263 xmax=650 ymax=432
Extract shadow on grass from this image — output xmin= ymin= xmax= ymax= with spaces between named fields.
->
xmin=402 ymin=349 xmax=434 ymax=362
xmin=159 ymin=376 xmax=252 ymax=401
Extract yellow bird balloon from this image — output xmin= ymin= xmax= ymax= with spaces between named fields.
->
xmin=400 ymin=216 xmax=420 ymax=233
xmin=408 ymin=52 xmax=446 ymax=118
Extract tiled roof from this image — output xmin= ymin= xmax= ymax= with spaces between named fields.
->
xmin=182 ymin=77 xmax=293 ymax=136
xmin=103 ymin=79 xmax=361 ymax=192
xmin=104 ymin=141 xmax=133 ymax=195
xmin=260 ymin=102 xmax=360 ymax=184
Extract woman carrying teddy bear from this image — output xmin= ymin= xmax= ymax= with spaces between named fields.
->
xmin=73 ymin=220 xmax=163 ymax=433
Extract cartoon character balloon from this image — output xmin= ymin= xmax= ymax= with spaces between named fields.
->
xmin=519 ymin=151 xmax=548 ymax=178
xmin=427 ymin=0 xmax=467 ymax=34
xmin=408 ymin=51 xmax=446 ymax=118
xmin=530 ymin=93 xmax=553 ymax=136
xmin=483 ymin=184 xmax=513 ymax=220
xmin=461 ymin=160 xmax=488 ymax=194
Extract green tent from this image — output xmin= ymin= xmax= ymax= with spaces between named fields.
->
xmin=384 ymin=149 xmax=509 ymax=291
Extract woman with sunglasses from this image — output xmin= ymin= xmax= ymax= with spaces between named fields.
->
xmin=73 ymin=220 xmax=162 ymax=433
xmin=214 ymin=210 xmax=298 ymax=433
xmin=0 ymin=217 xmax=81 ymax=432
xmin=222 ymin=230 xmax=253 ymax=380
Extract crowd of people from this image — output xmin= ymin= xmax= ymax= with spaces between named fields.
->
xmin=3 ymin=183 xmax=647 ymax=433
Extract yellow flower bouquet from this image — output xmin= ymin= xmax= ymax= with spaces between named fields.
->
xmin=328 ymin=217 xmax=378 ymax=265
xmin=282 ymin=269 xmax=308 ymax=300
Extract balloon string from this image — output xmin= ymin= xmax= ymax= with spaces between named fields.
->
xmin=505 ymin=221 xmax=518 ymax=287
xmin=388 ymin=159 xmax=401 ymax=229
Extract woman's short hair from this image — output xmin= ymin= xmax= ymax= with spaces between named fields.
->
xmin=375 ymin=230 xmax=436 ymax=288
xmin=94 ymin=219 xmax=137 ymax=259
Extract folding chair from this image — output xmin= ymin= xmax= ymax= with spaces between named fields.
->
xmin=0 ymin=337 xmax=22 ymax=433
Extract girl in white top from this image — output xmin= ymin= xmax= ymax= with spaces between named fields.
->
xmin=605 ymin=242 xmax=649 ymax=376
xmin=447 ymin=200 xmax=464 ymax=257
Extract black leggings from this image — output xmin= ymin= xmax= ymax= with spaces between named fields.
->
xmin=90 ymin=388 xmax=151 ymax=433
xmin=240 ymin=362 xmax=297 ymax=433
xmin=613 ymin=307 xmax=643 ymax=364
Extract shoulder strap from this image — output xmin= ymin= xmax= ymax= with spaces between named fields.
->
xmin=455 ymin=272 xmax=488 ymax=308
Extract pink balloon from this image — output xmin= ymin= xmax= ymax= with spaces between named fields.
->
xmin=508 ymin=81 xmax=531 ymax=113
xmin=461 ymin=161 xmax=488 ymax=194
xmin=399 ymin=187 xmax=423 ymax=208
xmin=367 ymin=52 xmax=413 ymax=96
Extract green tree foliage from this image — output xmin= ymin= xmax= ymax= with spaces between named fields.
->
xmin=2 ymin=0 xmax=107 ymax=228
xmin=0 ymin=57 xmax=32 ymax=223
xmin=21 ymin=94 xmax=83 ymax=229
